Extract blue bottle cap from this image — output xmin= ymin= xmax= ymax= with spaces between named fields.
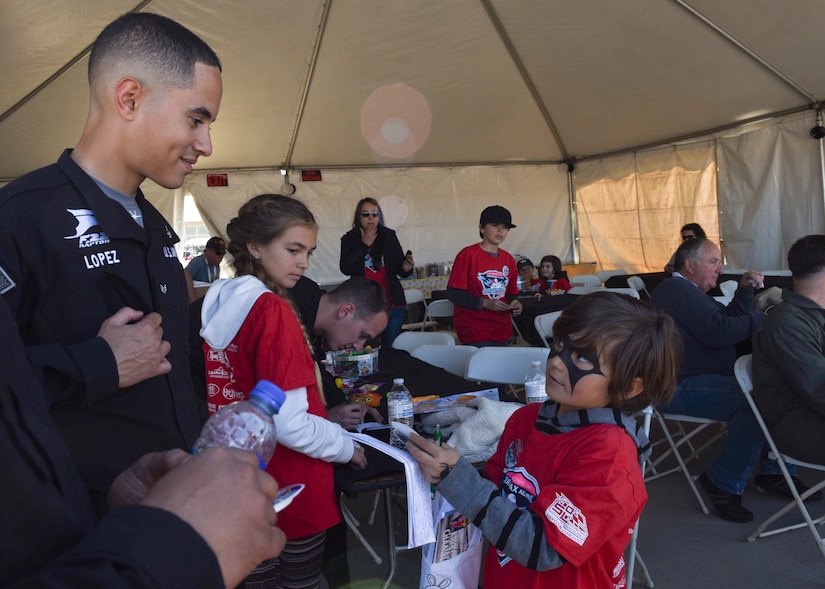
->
xmin=250 ymin=380 xmax=287 ymax=414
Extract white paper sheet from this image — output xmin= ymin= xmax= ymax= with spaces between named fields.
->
xmin=345 ymin=432 xmax=435 ymax=548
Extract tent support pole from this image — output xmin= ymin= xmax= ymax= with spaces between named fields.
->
xmin=819 ymin=139 xmax=825 ymax=229
xmin=567 ymin=163 xmax=580 ymax=264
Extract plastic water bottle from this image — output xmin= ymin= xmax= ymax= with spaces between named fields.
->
xmin=191 ymin=380 xmax=286 ymax=469
xmin=387 ymin=377 xmax=414 ymax=448
xmin=524 ymin=360 xmax=548 ymax=404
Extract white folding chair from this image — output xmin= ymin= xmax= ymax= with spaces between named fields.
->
xmin=410 ymin=344 xmax=478 ymax=378
xmin=645 ymin=410 xmax=727 ymax=515
xmin=391 ymin=330 xmax=455 ymax=353
xmin=626 ymin=405 xmax=655 ymax=589
xmin=734 ymin=354 xmax=825 ymax=557
xmin=570 ymin=273 xmax=602 ymax=287
xmin=719 ymin=279 xmax=738 ymax=298
xmin=533 ymin=311 xmax=562 ymax=348
xmin=604 ymin=287 xmax=641 ymax=299
xmin=627 ymin=276 xmax=651 ymax=300
xmin=401 ymin=288 xmax=434 ymax=331
xmin=596 ymin=269 xmax=628 ymax=283
xmin=465 ymin=346 xmax=550 ymax=399
xmin=567 ymin=285 xmax=605 ymax=295
xmin=419 ymin=299 xmax=454 ymax=331
xmin=762 ymin=269 xmax=792 ymax=276
xmin=403 ymin=288 xmax=425 ymax=306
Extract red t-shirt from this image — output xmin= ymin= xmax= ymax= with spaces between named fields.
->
xmin=448 ymin=244 xmax=518 ymax=343
xmin=364 ymin=248 xmax=394 ymax=308
xmin=483 ymin=404 xmax=646 ymax=588
xmin=203 ymin=293 xmax=339 ymax=538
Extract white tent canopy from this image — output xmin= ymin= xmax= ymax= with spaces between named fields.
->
xmin=3 ymin=1 xmax=825 ymax=283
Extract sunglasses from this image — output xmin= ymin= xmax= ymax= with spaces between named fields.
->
xmin=361 ymin=211 xmax=380 ymax=218
xmin=681 ymin=233 xmax=696 ymax=241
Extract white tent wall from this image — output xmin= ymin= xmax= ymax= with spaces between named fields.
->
xmin=717 ymin=113 xmax=825 ymax=270
xmin=180 ymin=164 xmax=573 ymax=286
xmin=574 ymin=142 xmax=719 ymax=274
xmin=572 ymin=112 xmax=825 ymax=275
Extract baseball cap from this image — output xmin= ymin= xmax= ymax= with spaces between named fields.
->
xmin=517 ymin=258 xmax=534 ymax=271
xmin=206 ymin=236 xmax=226 ymax=254
xmin=479 ymin=205 xmax=516 ymax=228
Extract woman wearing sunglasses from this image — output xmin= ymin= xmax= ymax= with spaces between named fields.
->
xmin=340 ymin=198 xmax=414 ymax=345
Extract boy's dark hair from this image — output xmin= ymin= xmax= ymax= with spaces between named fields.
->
xmin=788 ymin=234 xmax=825 ymax=279
xmin=89 ymin=12 xmax=222 ymax=88
xmin=680 ymin=223 xmax=706 ymax=239
xmin=553 ymin=291 xmax=682 ymax=412
xmin=327 ymin=277 xmax=390 ymax=321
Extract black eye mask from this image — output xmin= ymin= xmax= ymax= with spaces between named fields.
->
xmin=549 ymin=340 xmax=605 ymax=392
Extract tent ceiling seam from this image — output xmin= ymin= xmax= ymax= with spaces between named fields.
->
xmin=0 ymin=0 xmax=153 ymax=125
xmin=479 ymin=0 xmax=569 ymax=162
xmin=283 ymin=0 xmax=332 ymax=168
xmin=674 ymin=0 xmax=819 ymax=104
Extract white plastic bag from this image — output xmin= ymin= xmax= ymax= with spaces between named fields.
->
xmin=419 ymin=493 xmax=483 ymax=589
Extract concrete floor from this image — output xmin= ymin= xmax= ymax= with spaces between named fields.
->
xmin=323 ymin=418 xmax=825 ymax=589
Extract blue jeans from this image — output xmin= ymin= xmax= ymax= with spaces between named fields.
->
xmin=381 ymin=306 xmax=406 ymax=347
xmin=658 ymin=374 xmax=790 ymax=495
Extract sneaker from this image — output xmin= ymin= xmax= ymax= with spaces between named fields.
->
xmin=698 ymin=472 xmax=754 ymax=523
xmin=755 ymin=474 xmax=823 ymax=502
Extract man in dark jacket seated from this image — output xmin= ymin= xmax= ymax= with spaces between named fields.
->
xmin=753 ymin=235 xmax=825 ymax=466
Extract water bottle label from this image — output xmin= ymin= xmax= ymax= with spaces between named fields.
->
xmin=525 ymin=381 xmax=548 ymax=403
xmin=388 ymin=399 xmax=413 ymax=420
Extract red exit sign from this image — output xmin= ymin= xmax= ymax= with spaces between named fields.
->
xmin=206 ymin=173 xmax=228 ymax=187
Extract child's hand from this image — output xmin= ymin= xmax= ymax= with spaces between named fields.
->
xmin=348 ymin=443 xmax=368 ymax=470
xmin=482 ymin=298 xmax=512 ymax=313
xmin=405 ymin=433 xmax=460 ymax=484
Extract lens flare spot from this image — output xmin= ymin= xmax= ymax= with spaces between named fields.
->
xmin=361 ymin=83 xmax=432 ymax=161
xmin=381 ymin=117 xmax=411 ymax=145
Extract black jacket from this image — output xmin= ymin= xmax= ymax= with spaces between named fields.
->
xmin=339 ymin=225 xmax=412 ymax=307
xmin=287 ymin=276 xmax=346 ymax=408
xmin=0 ymin=298 xmax=221 ymax=588
xmin=0 ymin=150 xmax=203 ymax=493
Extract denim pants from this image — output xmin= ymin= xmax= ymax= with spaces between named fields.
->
xmin=381 ymin=306 xmax=406 ymax=347
xmin=658 ymin=374 xmax=789 ymax=495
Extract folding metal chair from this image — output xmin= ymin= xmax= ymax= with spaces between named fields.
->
xmin=567 ymin=285 xmax=605 ymax=295
xmin=604 ymin=287 xmax=641 ymax=299
xmin=645 ymin=410 xmax=727 ymax=515
xmin=391 ymin=330 xmax=455 ymax=353
xmin=627 ymin=405 xmax=655 ymax=589
xmin=570 ymin=273 xmax=602 ymax=287
xmin=465 ymin=346 xmax=550 ymax=399
xmin=734 ymin=354 xmax=825 ymax=557
xmin=401 ymin=288 xmax=435 ymax=331
xmin=419 ymin=299 xmax=454 ymax=331
xmin=533 ymin=310 xmax=562 ymax=348
xmin=719 ymin=279 xmax=738 ymax=298
xmin=410 ymin=344 xmax=478 ymax=378
xmin=596 ymin=269 xmax=628 ymax=283
xmin=627 ymin=276 xmax=651 ymax=300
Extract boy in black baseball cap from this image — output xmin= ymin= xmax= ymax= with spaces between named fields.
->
xmin=446 ymin=205 xmax=523 ymax=346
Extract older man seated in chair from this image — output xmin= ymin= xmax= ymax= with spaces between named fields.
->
xmin=651 ymin=237 xmax=814 ymax=523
